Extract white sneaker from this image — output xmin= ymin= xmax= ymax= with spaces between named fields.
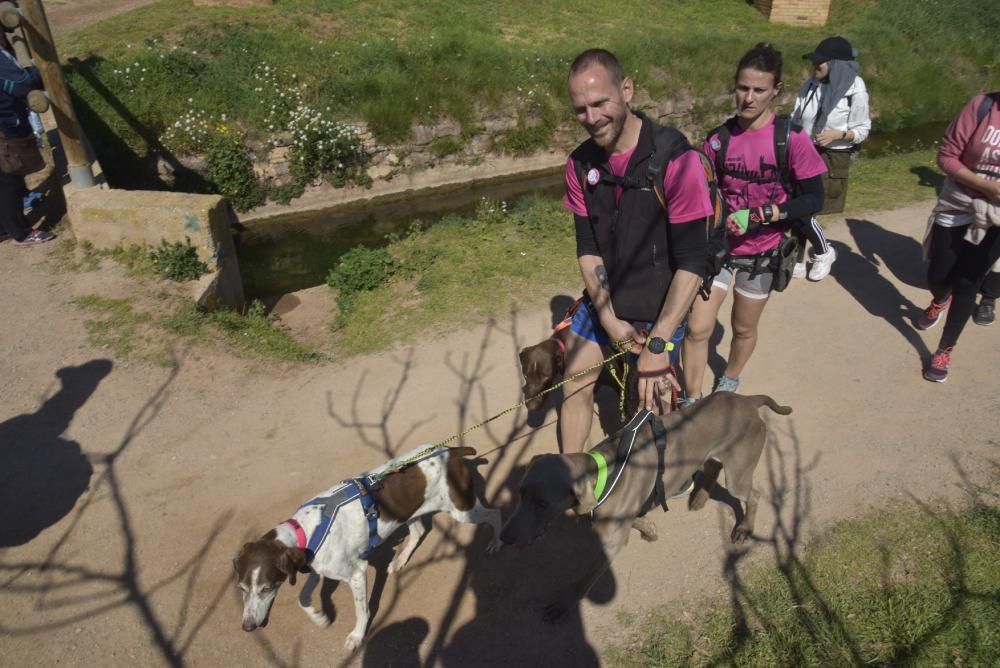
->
xmin=807 ymin=247 xmax=837 ymax=281
xmin=792 ymin=261 xmax=807 ymax=279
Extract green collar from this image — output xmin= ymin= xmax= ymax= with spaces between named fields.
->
xmin=588 ymin=450 xmax=608 ymax=501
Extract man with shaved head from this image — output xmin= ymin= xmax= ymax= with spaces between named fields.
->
xmin=557 ymin=49 xmax=712 ymax=452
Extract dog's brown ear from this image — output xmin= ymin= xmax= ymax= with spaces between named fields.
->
xmin=233 ymin=542 xmax=253 ymax=574
xmin=279 ymin=547 xmax=307 ymax=586
xmin=518 ymin=347 xmax=531 ymax=374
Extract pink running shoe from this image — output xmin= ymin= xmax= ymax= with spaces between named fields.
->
xmin=915 ymin=296 xmax=951 ymax=330
xmin=923 ymin=347 xmax=953 ymax=383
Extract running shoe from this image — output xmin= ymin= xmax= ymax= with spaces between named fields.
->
xmin=12 ymin=229 xmax=54 ymax=246
xmin=973 ymin=298 xmax=995 ymax=326
xmin=807 ymin=247 xmax=837 ymax=281
xmin=915 ymin=296 xmax=951 ymax=331
xmin=923 ymin=347 xmax=953 ymax=383
xmin=713 ymin=375 xmax=740 ymax=393
xmin=792 ymin=261 xmax=807 ymax=279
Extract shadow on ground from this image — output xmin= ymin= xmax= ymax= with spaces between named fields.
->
xmin=0 ymin=359 xmax=111 ymax=547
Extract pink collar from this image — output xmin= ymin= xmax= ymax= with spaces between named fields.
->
xmin=551 ymin=336 xmax=566 ymax=354
xmin=283 ymin=519 xmax=307 ymax=550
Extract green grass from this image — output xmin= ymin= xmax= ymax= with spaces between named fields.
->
xmin=332 ymin=195 xmax=578 ymax=354
xmin=833 ymin=147 xmax=941 ymax=215
xmin=606 ymin=501 xmax=1000 ymax=667
xmin=61 ymin=0 xmax=999 ymax=192
xmin=74 ymin=295 xmax=155 ymax=360
xmin=75 ymin=294 xmax=321 ymax=365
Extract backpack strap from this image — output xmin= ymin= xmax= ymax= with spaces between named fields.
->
xmin=774 ymin=114 xmax=792 ymax=193
xmin=976 ymin=92 xmax=1000 ymax=126
xmin=709 ymin=117 xmax=737 ymax=185
xmin=644 ymin=125 xmax=691 ymax=213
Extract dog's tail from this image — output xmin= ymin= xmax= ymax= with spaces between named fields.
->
xmin=751 ymin=395 xmax=792 ymax=415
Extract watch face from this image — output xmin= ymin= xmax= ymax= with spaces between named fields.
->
xmin=648 ymin=337 xmax=666 ymax=354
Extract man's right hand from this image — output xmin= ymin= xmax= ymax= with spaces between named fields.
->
xmin=601 ymin=317 xmax=642 ymax=353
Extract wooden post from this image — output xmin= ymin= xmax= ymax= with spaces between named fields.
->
xmin=16 ymin=0 xmax=95 ymax=187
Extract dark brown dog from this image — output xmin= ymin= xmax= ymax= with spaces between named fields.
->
xmin=518 ymin=326 xmax=570 ymax=411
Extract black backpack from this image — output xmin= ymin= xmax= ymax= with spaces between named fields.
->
xmin=976 ymin=92 xmax=999 ymax=125
xmin=709 ymin=114 xmax=795 ymax=195
xmin=576 ymin=124 xmax=727 ymax=300
xmin=708 ymin=115 xmax=805 ymax=292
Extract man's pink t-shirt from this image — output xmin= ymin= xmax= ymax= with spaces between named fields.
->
xmin=937 ymin=93 xmax=1000 ymax=200
xmin=563 ymin=146 xmax=714 ymax=224
xmin=703 ymin=115 xmax=827 ymax=256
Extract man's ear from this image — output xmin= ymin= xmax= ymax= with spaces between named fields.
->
xmin=621 ymin=76 xmax=635 ymax=104
xmin=279 ymin=547 xmax=307 ymax=586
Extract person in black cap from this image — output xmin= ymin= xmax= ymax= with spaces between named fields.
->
xmin=790 ymin=36 xmax=871 ymax=280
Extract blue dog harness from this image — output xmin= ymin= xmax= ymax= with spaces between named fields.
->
xmin=291 ymin=446 xmax=448 ymax=562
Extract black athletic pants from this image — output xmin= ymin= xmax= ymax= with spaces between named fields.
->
xmin=0 ymin=170 xmax=28 ymax=241
xmin=926 ymin=223 xmax=1000 ymax=304
xmin=938 ymin=226 xmax=1000 ymax=350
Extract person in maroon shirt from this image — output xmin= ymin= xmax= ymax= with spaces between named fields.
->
xmin=918 ymin=92 xmax=1000 ymax=382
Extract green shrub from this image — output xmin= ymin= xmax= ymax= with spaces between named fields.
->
xmin=326 ymin=246 xmax=398 ymax=323
xmin=205 ymin=128 xmax=265 ymax=212
xmin=149 ymin=238 xmax=210 ymax=281
xmin=326 ymin=246 xmax=397 ymax=295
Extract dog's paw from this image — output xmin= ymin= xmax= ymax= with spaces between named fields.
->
xmin=304 ymin=606 xmax=331 ymax=628
xmin=632 ymin=518 xmax=658 ymax=542
xmin=344 ymin=632 xmax=364 ymax=653
xmin=688 ymin=489 xmax=710 ymax=511
xmin=387 ymin=558 xmax=404 ymax=575
xmin=486 ymin=537 xmax=503 ymax=554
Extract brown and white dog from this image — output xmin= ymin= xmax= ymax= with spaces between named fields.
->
xmin=500 ymin=393 xmax=791 ymax=619
xmin=233 ymin=445 xmax=503 ymax=652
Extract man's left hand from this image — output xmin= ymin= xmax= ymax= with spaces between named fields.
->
xmin=636 ymin=346 xmax=680 ymax=414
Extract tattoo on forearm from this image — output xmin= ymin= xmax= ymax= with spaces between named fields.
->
xmin=595 ymin=265 xmax=609 ymax=291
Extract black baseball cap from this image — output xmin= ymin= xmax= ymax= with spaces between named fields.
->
xmin=803 ymin=36 xmax=854 ymax=64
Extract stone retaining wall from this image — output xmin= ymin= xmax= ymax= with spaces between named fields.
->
xmin=66 ymin=188 xmax=245 ymax=310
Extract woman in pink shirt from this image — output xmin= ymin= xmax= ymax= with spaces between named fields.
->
xmin=917 ymin=92 xmax=1000 ymax=382
xmin=682 ymin=43 xmax=827 ymax=400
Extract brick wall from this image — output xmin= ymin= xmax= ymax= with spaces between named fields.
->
xmin=754 ymin=0 xmax=830 ymax=27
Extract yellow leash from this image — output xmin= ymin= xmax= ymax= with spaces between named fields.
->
xmin=434 ymin=337 xmax=635 ymax=447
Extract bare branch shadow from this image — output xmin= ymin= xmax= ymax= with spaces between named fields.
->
xmin=0 ymin=350 xmax=236 ymax=668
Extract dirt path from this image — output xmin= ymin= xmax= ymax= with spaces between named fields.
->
xmin=1 ymin=201 xmax=998 ymax=667
xmin=43 ymin=0 xmax=163 ymax=36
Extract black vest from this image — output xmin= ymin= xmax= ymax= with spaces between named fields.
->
xmin=571 ymin=112 xmax=689 ymax=322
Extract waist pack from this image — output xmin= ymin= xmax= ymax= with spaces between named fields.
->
xmin=770 ymin=233 xmax=802 ymax=292
xmin=0 ymin=135 xmax=43 ymax=176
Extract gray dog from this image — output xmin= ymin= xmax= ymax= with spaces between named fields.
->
xmin=500 ymin=392 xmax=791 ymax=618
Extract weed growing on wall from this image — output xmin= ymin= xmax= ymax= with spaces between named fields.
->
xmin=205 ymin=126 xmax=266 ymax=212
xmin=149 ymin=238 xmax=210 ymax=281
